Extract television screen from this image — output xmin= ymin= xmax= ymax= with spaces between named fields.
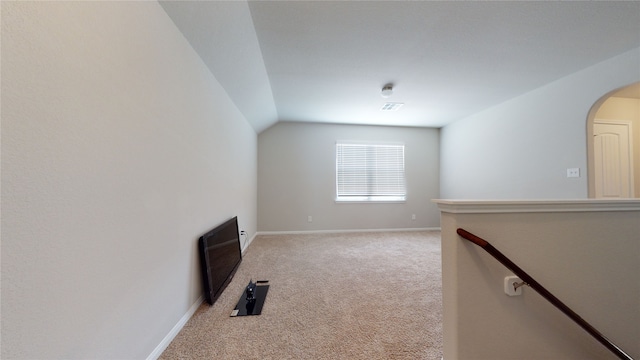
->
xmin=198 ymin=216 xmax=242 ymax=305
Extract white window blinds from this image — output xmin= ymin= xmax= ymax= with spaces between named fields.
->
xmin=336 ymin=142 xmax=406 ymax=202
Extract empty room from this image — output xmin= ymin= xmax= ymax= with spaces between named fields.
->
xmin=2 ymin=1 xmax=639 ymax=359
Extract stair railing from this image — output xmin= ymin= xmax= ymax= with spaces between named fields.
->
xmin=457 ymin=228 xmax=633 ymax=360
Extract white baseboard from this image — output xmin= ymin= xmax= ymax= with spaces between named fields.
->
xmin=146 ymin=295 xmax=204 ymax=360
xmin=149 ymin=230 xmax=255 ymax=359
xmin=241 ymin=232 xmax=257 ymax=254
xmin=147 ymin=227 xmax=438 ymax=359
xmin=257 ymin=227 xmax=441 ymax=236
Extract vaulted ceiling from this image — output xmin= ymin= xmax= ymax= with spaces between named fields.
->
xmin=160 ymin=1 xmax=640 ymax=133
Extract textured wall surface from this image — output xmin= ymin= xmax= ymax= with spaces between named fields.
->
xmin=438 ymin=200 xmax=640 ymax=360
xmin=440 ymin=48 xmax=640 ymax=200
xmin=1 ymin=2 xmax=256 ymax=358
xmin=258 ymin=122 xmax=440 ymax=232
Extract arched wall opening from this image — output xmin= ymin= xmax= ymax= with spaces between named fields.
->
xmin=587 ymin=82 xmax=640 ymax=198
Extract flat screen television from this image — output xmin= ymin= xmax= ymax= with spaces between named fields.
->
xmin=198 ymin=216 xmax=242 ymax=305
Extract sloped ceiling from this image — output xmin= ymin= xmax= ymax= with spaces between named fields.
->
xmin=160 ymin=1 xmax=640 ymax=133
xmin=159 ymin=1 xmax=278 ymax=133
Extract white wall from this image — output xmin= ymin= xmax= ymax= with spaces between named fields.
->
xmin=440 ymin=48 xmax=640 ymax=199
xmin=258 ymin=122 xmax=440 ymax=231
xmin=1 ymin=2 xmax=256 ymax=359
xmin=437 ymin=200 xmax=640 ymax=360
xmin=594 ymin=96 xmax=640 ymax=197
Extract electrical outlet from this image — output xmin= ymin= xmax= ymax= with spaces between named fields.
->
xmin=307 ymin=216 xmax=312 ymax=223
xmin=411 ymin=214 xmax=416 ymax=220
xmin=566 ymin=168 xmax=580 ymax=178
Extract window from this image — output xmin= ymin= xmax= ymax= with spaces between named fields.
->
xmin=336 ymin=142 xmax=406 ymax=202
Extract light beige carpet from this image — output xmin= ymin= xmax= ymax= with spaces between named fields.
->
xmin=160 ymin=231 xmax=443 ymax=359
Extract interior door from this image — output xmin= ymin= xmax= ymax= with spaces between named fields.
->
xmin=593 ymin=120 xmax=634 ymax=198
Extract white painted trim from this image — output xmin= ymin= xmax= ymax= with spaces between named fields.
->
xmin=432 ymin=199 xmax=640 ymax=214
xmin=256 ymin=227 xmax=440 ymax=236
xmin=147 ymin=226 xmax=439 ymax=359
xmin=594 ymin=119 xmax=635 ymax=198
xmin=241 ymin=232 xmax=257 ymax=254
xmin=146 ymin=296 xmax=204 ymax=360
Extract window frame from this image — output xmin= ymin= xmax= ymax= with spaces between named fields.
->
xmin=335 ymin=141 xmax=407 ymax=203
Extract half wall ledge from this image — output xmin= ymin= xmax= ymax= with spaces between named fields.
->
xmin=433 ymin=198 xmax=640 ymax=214
xmin=433 ymin=198 xmax=640 ymax=360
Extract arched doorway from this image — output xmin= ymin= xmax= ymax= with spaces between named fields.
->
xmin=587 ymin=82 xmax=640 ymax=198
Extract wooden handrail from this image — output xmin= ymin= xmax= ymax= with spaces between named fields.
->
xmin=456 ymin=228 xmax=633 ymax=360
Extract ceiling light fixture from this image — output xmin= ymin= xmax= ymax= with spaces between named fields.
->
xmin=381 ymin=84 xmax=393 ymax=98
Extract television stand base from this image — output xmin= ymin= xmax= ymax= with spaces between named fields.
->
xmin=230 ymin=280 xmax=269 ymax=317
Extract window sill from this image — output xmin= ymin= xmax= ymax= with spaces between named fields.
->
xmin=335 ymin=196 xmax=406 ymax=204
